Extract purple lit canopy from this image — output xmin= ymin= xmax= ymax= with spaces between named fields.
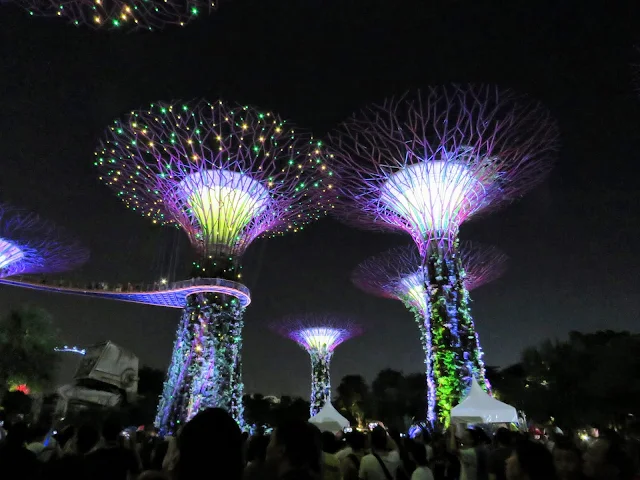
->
xmin=272 ymin=314 xmax=362 ymax=353
xmin=328 ymin=85 xmax=558 ymax=253
xmin=0 ymin=204 xmax=89 ymax=278
xmin=96 ymin=100 xmax=333 ymax=264
xmin=352 ymin=242 xmax=509 ymax=312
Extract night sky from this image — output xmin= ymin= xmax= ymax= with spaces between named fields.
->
xmin=1 ymin=1 xmax=639 ymax=398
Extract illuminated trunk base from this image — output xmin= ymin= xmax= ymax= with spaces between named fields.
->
xmin=155 ymin=292 xmax=245 ymax=435
xmin=309 ymin=351 xmax=332 ymax=416
xmin=406 ymin=305 xmax=437 ymax=427
xmin=424 ymin=244 xmax=469 ymax=427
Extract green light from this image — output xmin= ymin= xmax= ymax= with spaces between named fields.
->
xmin=179 ymin=170 xmax=271 ymax=249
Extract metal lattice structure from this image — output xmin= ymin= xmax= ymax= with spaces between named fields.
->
xmin=328 ymin=85 xmax=558 ymax=254
xmin=14 ymin=0 xmax=215 ymax=31
xmin=328 ymin=85 xmax=557 ymax=426
xmin=272 ymin=315 xmax=362 ymax=416
xmin=96 ymin=99 xmax=332 ymax=273
xmin=0 ymin=204 xmax=88 ymax=278
xmin=352 ymin=242 xmax=509 ymax=310
xmin=352 ymin=242 xmax=508 ymax=423
xmin=95 ymin=99 xmax=333 ymax=432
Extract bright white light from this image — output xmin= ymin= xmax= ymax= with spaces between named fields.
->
xmin=398 ymin=272 xmax=427 ymax=313
xmin=177 ymin=169 xmax=271 ymax=246
xmin=0 ymin=238 xmax=24 ymax=271
xmin=160 ymin=278 xmax=168 ymax=285
xmin=54 ymin=346 xmax=86 ymax=356
xmin=380 ymin=160 xmax=484 ymax=235
xmin=295 ymin=328 xmax=345 ymax=352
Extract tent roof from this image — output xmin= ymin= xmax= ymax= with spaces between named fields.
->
xmin=451 ymin=379 xmax=519 ymax=424
xmin=308 ymin=402 xmax=350 ymax=433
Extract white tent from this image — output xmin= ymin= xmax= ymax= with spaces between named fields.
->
xmin=309 ymin=402 xmax=350 ymax=433
xmin=451 ymin=378 xmax=519 ymax=424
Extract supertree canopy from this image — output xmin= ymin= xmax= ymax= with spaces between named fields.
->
xmin=272 ymin=315 xmax=362 ymax=416
xmin=352 ymin=242 xmax=508 ymax=424
xmin=0 ymin=204 xmax=89 ymax=278
xmin=329 ymin=85 xmax=558 ymax=425
xmin=95 ymin=99 xmax=332 ymax=434
xmin=14 ymin=0 xmax=214 ymax=31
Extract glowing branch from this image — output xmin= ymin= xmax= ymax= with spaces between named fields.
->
xmin=0 ymin=204 xmax=89 ymax=278
xmin=352 ymin=242 xmax=508 ymax=312
xmin=96 ymin=99 xmax=333 ymax=264
xmin=328 ymin=85 xmax=558 ymax=252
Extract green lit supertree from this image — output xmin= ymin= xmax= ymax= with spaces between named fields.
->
xmin=352 ymin=242 xmax=508 ymax=424
xmin=328 ymin=85 xmax=557 ymax=426
xmin=95 ymin=100 xmax=334 ymax=433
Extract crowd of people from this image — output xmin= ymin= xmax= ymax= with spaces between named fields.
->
xmin=0 ymin=407 xmax=637 ymax=480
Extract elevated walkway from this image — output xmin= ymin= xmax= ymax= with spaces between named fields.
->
xmin=0 ymin=277 xmax=251 ymax=308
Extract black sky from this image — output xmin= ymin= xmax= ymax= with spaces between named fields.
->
xmin=0 ymin=1 xmax=639 ymax=397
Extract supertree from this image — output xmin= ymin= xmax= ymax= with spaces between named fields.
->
xmin=328 ymin=85 xmax=558 ymax=425
xmin=271 ymin=315 xmax=362 ymax=416
xmin=12 ymin=0 xmax=214 ymax=31
xmin=95 ymin=99 xmax=332 ymax=434
xmin=0 ymin=204 xmax=89 ymax=278
xmin=352 ymin=242 xmax=508 ymax=424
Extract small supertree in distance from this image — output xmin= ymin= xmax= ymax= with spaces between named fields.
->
xmin=0 ymin=204 xmax=88 ymax=279
xmin=13 ymin=0 xmax=215 ymax=31
xmin=96 ymin=99 xmax=332 ymax=434
xmin=329 ymin=85 xmax=558 ymax=426
xmin=271 ymin=315 xmax=362 ymax=416
xmin=352 ymin=242 xmax=508 ymax=424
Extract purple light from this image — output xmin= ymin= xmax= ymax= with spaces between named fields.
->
xmin=352 ymin=242 xmax=509 ymax=307
xmin=380 ymin=160 xmax=485 ymax=239
xmin=96 ymin=100 xmax=333 ymax=429
xmin=0 ymin=239 xmax=24 ymax=271
xmin=0 ymin=277 xmax=251 ymax=308
xmin=96 ymin=100 xmax=333 ymax=262
xmin=290 ymin=327 xmax=355 ymax=352
xmin=175 ymin=169 xmax=271 ymax=253
xmin=271 ymin=314 xmax=362 ymax=416
xmin=328 ymin=85 xmax=558 ymax=253
xmin=0 ymin=203 xmax=88 ymax=278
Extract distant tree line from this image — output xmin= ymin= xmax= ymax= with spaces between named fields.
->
xmin=1 ymin=304 xmax=636 ymax=431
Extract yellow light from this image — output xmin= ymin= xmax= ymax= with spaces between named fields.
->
xmin=177 ymin=169 xmax=271 ymax=249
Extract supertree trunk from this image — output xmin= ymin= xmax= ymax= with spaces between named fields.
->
xmin=229 ymin=323 xmax=246 ymax=429
xmin=155 ymin=292 xmax=245 ymax=435
xmin=405 ymin=303 xmax=437 ymax=427
xmin=309 ymin=350 xmax=333 ymax=416
xmin=458 ymin=286 xmax=491 ymax=392
xmin=155 ymin=306 xmax=194 ymax=436
xmin=423 ymin=244 xmax=468 ymax=427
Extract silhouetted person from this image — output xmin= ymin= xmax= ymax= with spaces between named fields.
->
xmin=84 ymin=418 xmax=141 ymax=480
xmin=266 ymin=419 xmax=322 ymax=480
xmin=489 ymin=428 xmax=513 ymax=480
xmin=0 ymin=422 xmax=39 ymax=479
xmin=46 ymin=424 xmax=100 ymax=480
xmin=339 ymin=431 xmax=366 ymax=480
xmin=583 ymin=431 xmax=633 ymax=480
xmin=244 ymin=435 xmax=271 ymax=480
xmin=506 ymin=438 xmax=557 ymax=480
xmin=175 ymin=408 xmax=244 ymax=480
